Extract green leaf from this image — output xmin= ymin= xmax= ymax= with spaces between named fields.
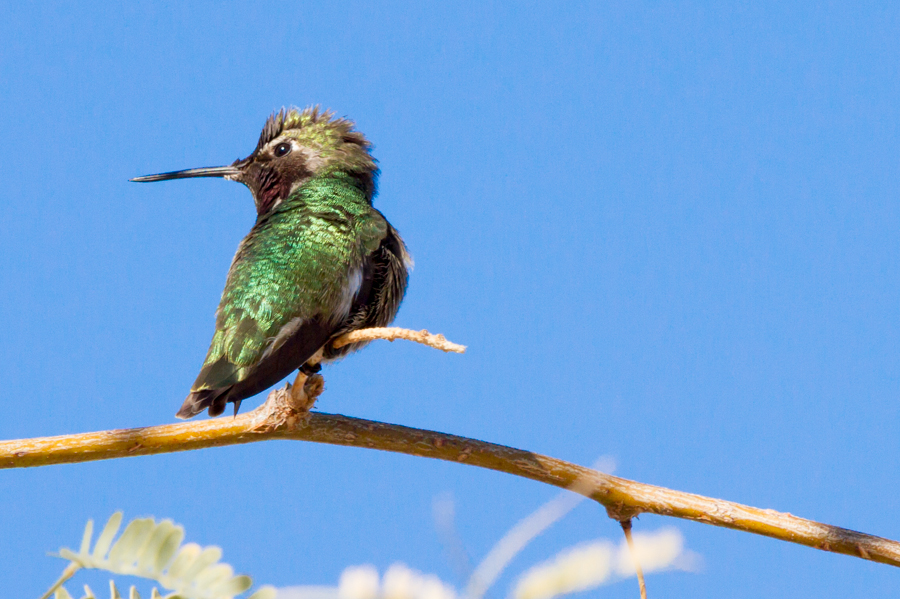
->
xmin=247 ymin=586 xmax=278 ymax=599
xmin=137 ymin=521 xmax=175 ymax=572
xmin=53 ymin=513 xmax=272 ymax=599
xmin=79 ymin=520 xmax=94 ymax=556
xmin=154 ymin=527 xmax=185 ymax=573
xmin=210 ymin=574 xmax=252 ymax=596
xmin=108 ymin=518 xmax=154 ymax=568
xmin=181 ymin=546 xmax=223 ymax=582
xmin=166 ymin=543 xmax=202 ymax=579
xmin=93 ymin=513 xmax=124 ymax=560
xmin=193 ymin=562 xmax=233 ymax=588
xmin=53 ymin=586 xmax=73 ymax=599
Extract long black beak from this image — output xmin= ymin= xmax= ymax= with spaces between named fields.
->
xmin=130 ymin=165 xmax=242 ymax=182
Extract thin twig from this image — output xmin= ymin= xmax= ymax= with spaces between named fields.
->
xmin=464 ymin=457 xmax=611 ymax=599
xmin=39 ymin=562 xmax=80 ymax=599
xmin=0 ymin=329 xmax=898 ymax=570
xmin=331 ymin=327 xmax=467 ymax=353
xmin=464 ymin=486 xmax=582 ymax=599
xmin=621 ymin=519 xmax=648 ymax=599
xmin=433 ymin=494 xmax=476 ymax=585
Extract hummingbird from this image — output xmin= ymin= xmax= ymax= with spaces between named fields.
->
xmin=133 ymin=107 xmax=411 ymax=419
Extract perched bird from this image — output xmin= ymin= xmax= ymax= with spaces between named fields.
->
xmin=133 ymin=107 xmax=411 ymax=418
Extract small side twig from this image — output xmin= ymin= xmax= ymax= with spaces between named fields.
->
xmin=331 ymin=327 xmax=467 ymax=353
xmin=38 ymin=562 xmax=80 ymax=599
xmin=621 ymin=519 xmax=648 ymax=599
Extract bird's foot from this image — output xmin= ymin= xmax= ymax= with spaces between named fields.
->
xmin=289 ymin=371 xmax=323 ymax=411
xmin=300 ymin=362 xmax=322 ymax=375
xmin=250 ymin=372 xmax=324 ymax=431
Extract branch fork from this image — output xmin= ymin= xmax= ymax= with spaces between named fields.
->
xmin=249 ymin=372 xmax=324 ymax=432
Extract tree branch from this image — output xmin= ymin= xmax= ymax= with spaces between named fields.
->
xmin=1 ymin=329 xmax=897 ymax=570
xmin=1 ymin=379 xmax=898 ymax=568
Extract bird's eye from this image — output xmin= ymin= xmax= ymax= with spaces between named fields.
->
xmin=274 ymin=142 xmax=292 ymax=157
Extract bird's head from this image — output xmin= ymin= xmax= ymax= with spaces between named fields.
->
xmin=132 ymin=107 xmax=378 ymax=215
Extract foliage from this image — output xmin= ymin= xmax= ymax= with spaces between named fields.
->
xmin=42 ymin=513 xmax=276 ymax=599
xmin=280 ymin=487 xmax=697 ymax=599
xmin=42 ymin=497 xmax=696 ymax=599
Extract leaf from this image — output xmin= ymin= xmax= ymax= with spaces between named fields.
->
xmin=193 ymin=563 xmax=233 ymax=589
xmin=93 ymin=513 xmax=124 ymax=561
xmin=154 ymin=526 xmax=185 ymax=573
xmin=108 ymin=518 xmax=154 ymax=568
xmin=247 ymin=586 xmax=278 ymax=599
xmin=79 ymin=520 xmax=94 ymax=556
xmin=209 ymin=574 xmax=252 ymax=597
xmin=180 ymin=546 xmax=223 ymax=582
xmin=53 ymin=587 xmax=73 ymax=599
xmin=54 ymin=513 xmax=271 ymax=599
xmin=166 ymin=543 xmax=202 ymax=579
xmin=137 ymin=521 xmax=175 ymax=572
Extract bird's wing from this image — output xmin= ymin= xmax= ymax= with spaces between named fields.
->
xmin=367 ymin=220 xmax=412 ymax=327
xmin=177 ymin=316 xmax=334 ymax=418
xmin=323 ymin=220 xmax=412 ymax=359
xmin=179 ymin=191 xmax=389 ymax=418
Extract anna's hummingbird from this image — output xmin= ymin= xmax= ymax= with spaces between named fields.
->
xmin=133 ymin=107 xmax=411 ymax=419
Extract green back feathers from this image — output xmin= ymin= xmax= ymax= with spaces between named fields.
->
xmin=193 ymin=173 xmax=387 ymax=391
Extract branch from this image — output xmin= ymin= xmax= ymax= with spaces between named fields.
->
xmin=620 ymin=520 xmax=647 ymax=599
xmin=1 ymin=328 xmax=898 ymax=570
xmin=330 ymin=327 xmax=467 ymax=353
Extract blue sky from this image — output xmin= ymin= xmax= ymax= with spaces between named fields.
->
xmin=1 ymin=1 xmax=899 ymax=596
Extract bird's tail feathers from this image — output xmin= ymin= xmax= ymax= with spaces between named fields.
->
xmin=176 ymin=387 xmax=230 ymax=419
